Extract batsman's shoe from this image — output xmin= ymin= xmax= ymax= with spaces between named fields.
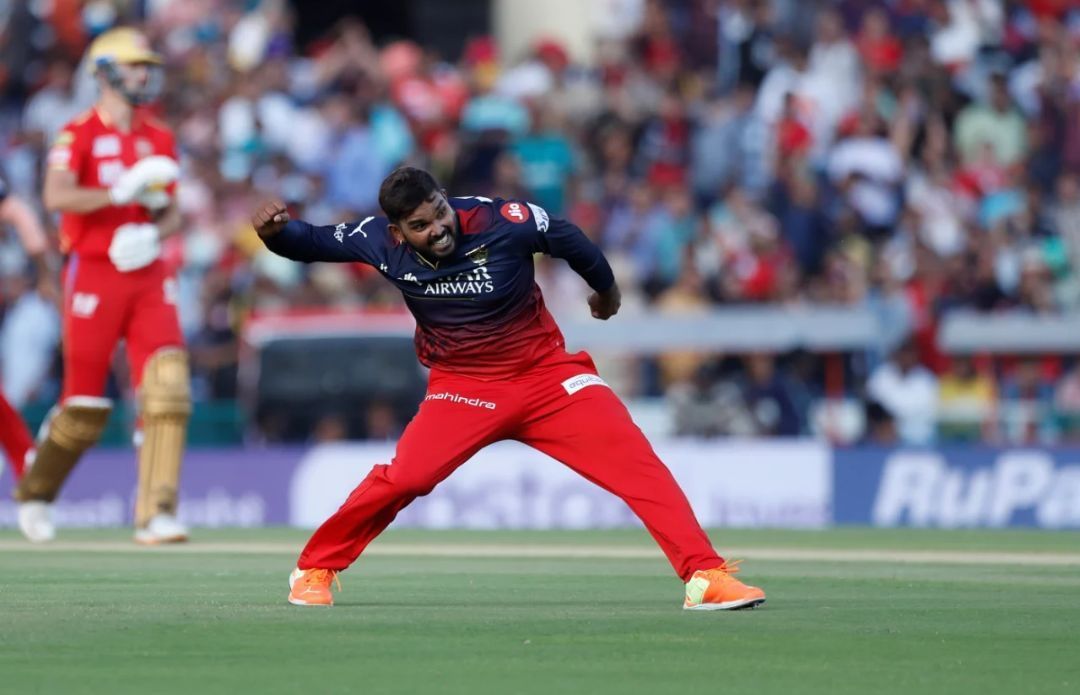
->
xmin=17 ymin=501 xmax=55 ymax=543
xmin=683 ymin=561 xmax=766 ymax=611
xmin=134 ymin=514 xmax=189 ymax=545
xmin=288 ymin=568 xmax=341 ymax=606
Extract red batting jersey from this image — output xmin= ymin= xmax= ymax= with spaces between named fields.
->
xmin=47 ymin=107 xmax=177 ymax=258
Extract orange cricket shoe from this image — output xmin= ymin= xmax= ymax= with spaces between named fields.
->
xmin=683 ymin=561 xmax=766 ymax=611
xmin=288 ymin=568 xmax=341 ymax=606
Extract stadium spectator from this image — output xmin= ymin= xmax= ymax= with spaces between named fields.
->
xmin=937 ymin=355 xmax=998 ymax=441
xmin=1055 ymin=362 xmax=1080 ymax=440
xmin=738 ymin=353 xmax=804 ymax=436
xmin=512 ymin=104 xmax=576 ymax=216
xmin=866 ymin=338 xmax=939 ymax=445
xmin=669 ymin=359 xmax=757 ymax=437
xmin=863 ymin=400 xmax=899 ymax=445
xmin=1000 ymin=357 xmax=1058 ymax=444
xmin=954 ymin=71 xmax=1029 ymax=168
xmin=22 ymin=59 xmax=84 ymax=147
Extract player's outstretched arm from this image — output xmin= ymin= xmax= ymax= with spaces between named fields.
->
xmin=251 ymin=199 xmax=380 ymax=265
xmin=251 ymin=199 xmax=291 ymax=239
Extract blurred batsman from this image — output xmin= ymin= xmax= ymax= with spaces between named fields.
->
xmin=14 ymin=27 xmax=191 ymax=545
xmin=254 ymin=167 xmax=767 ymax=610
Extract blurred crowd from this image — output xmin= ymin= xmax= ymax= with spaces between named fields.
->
xmin=2 ymin=0 xmax=1080 ymax=444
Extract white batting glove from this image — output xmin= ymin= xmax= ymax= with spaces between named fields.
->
xmin=108 ymin=223 xmax=162 ymax=272
xmin=108 ymin=156 xmax=180 ymax=207
xmin=135 ymin=189 xmax=173 ymax=211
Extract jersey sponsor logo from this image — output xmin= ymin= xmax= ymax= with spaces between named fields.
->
xmin=135 ymin=138 xmax=154 ymax=159
xmin=98 ymin=160 xmax=125 ymax=186
xmin=500 ymin=202 xmax=530 ymax=223
xmin=424 ymin=391 xmax=497 ymax=410
xmin=561 ymin=374 xmax=608 ymax=396
xmin=402 ymin=272 xmax=420 ymax=285
xmin=465 ymin=244 xmax=488 ymax=266
xmin=333 ymin=223 xmax=347 ymax=243
xmin=350 ymin=217 xmax=374 ymax=238
xmin=421 ymin=266 xmax=494 ymax=296
xmin=71 ymin=292 xmax=100 ymax=318
xmin=527 ymin=203 xmax=549 ymax=232
xmin=92 ymin=135 xmax=121 ymax=157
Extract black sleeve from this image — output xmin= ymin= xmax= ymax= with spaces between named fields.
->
xmin=263 ymin=217 xmax=383 ymax=266
xmin=505 ymin=200 xmax=615 ymax=292
xmin=0 ymin=169 xmax=9 ymax=204
xmin=530 ymin=214 xmax=616 ymax=293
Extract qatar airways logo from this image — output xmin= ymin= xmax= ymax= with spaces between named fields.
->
xmin=425 ymin=392 xmax=497 ymax=410
xmin=423 ymin=266 xmax=495 ymax=296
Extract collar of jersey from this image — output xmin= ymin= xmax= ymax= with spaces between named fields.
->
xmin=93 ymin=106 xmax=144 ymax=133
xmin=410 ymin=247 xmax=441 ymax=270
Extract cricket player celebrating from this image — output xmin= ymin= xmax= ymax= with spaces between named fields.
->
xmin=0 ymin=169 xmax=60 ymax=482
xmin=253 ymin=167 xmax=766 ymax=610
xmin=14 ymin=27 xmax=191 ymax=545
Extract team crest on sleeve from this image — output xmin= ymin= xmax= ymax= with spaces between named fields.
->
xmin=47 ymin=131 xmax=75 ymax=169
xmin=500 ymin=201 xmax=530 ymax=223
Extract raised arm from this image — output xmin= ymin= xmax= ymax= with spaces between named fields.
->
xmin=252 ymin=199 xmax=381 ymax=265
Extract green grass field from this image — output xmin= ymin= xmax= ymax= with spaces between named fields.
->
xmin=2 ymin=528 xmax=1078 ymax=694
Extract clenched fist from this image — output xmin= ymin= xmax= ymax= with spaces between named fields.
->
xmin=251 ymin=200 xmax=291 ymax=239
xmin=588 ymin=283 xmax=621 ymax=320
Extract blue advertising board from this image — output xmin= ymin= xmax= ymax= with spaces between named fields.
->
xmin=834 ymin=447 xmax=1080 ymax=528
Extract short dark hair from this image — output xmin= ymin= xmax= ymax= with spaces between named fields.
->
xmin=378 ymin=167 xmax=441 ymax=222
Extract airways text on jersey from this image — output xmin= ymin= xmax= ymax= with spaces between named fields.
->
xmin=421 ymin=266 xmax=495 ymax=296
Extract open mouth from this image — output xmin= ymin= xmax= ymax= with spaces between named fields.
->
xmin=431 ymin=229 xmax=454 ymax=253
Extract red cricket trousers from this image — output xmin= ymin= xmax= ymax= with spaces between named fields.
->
xmin=0 ymin=392 xmax=32 ymax=479
xmin=62 ymin=255 xmax=184 ymax=399
xmin=298 ymin=350 xmax=723 ymax=581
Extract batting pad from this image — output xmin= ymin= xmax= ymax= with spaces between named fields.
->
xmin=14 ymin=397 xmax=112 ymax=502
xmin=135 ymin=349 xmax=191 ymax=528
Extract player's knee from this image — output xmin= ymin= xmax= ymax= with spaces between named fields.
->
xmin=140 ymin=348 xmax=192 ymax=420
xmin=395 ymin=476 xmax=436 ymax=498
xmin=49 ymin=397 xmax=113 ymax=453
xmin=386 ymin=462 xmax=436 ymax=497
